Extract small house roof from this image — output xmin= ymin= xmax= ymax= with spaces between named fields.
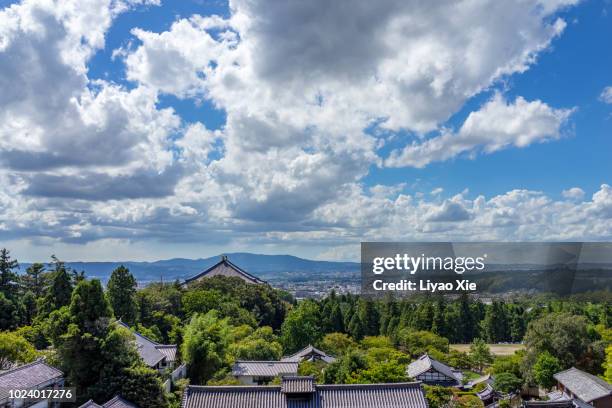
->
xmin=103 ymin=395 xmax=140 ymax=408
xmin=281 ymin=345 xmax=336 ymax=364
xmin=78 ymin=400 xmax=103 ymax=408
xmin=407 ymin=354 xmax=463 ymax=383
xmin=232 ymin=361 xmax=299 ymax=377
xmin=554 ymin=367 xmax=612 ymax=403
xmin=280 ymin=376 xmax=316 ymax=393
xmin=117 ymin=321 xmax=177 ymax=367
xmin=0 ymin=360 xmax=63 ymax=401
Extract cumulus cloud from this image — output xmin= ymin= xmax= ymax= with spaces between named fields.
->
xmin=386 ymin=94 xmax=574 ymax=167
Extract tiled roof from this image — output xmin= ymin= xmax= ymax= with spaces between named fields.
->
xmin=522 ymin=400 xmax=574 ymax=408
xmin=103 ymin=395 xmax=140 ymax=408
xmin=182 ymin=378 xmax=428 ymax=408
xmin=407 ymin=354 xmax=463 ymax=383
xmin=79 ymin=400 xmax=103 ymax=408
xmin=0 ymin=360 xmax=63 ymax=400
xmin=78 ymin=395 xmax=139 ymax=408
xmin=554 ymin=367 xmax=612 ymax=403
xmin=232 ymin=361 xmax=299 ymax=377
xmin=184 ymin=256 xmax=266 ymax=285
xmin=156 ymin=344 xmax=178 ymax=362
xmin=117 ymin=321 xmax=177 ymax=367
xmin=281 ymin=376 xmax=316 ymax=393
xmin=281 ymin=345 xmax=336 ymax=364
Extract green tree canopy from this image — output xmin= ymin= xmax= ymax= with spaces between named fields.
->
xmin=107 ymin=266 xmax=138 ymax=324
xmin=320 ymin=332 xmax=357 ymax=356
xmin=281 ymin=300 xmax=322 ymax=353
xmin=494 ymin=372 xmax=522 ymax=393
xmin=533 ymin=351 xmax=563 ymax=389
xmin=0 ymin=331 xmax=37 ymax=370
xmin=469 ymin=338 xmax=493 ymax=372
xmin=182 ymin=310 xmax=232 ymax=384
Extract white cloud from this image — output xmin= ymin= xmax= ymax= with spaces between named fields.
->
xmin=600 ymin=86 xmax=612 ymax=104
xmin=385 ymin=94 xmax=574 ymax=168
xmin=562 ymin=187 xmax=585 ymax=200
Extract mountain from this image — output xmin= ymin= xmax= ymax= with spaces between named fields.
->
xmin=19 ymin=253 xmax=360 ymax=283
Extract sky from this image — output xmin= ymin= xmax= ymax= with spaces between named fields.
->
xmin=0 ymin=0 xmax=611 ymax=262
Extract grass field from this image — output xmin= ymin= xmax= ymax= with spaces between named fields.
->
xmin=450 ymin=343 xmax=525 ymax=356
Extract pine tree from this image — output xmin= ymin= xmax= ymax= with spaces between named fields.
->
xmin=431 ymin=296 xmax=448 ymax=338
xmin=348 ymin=312 xmax=365 ymax=340
xmin=107 ymin=266 xmax=138 ymax=324
xmin=40 ymin=256 xmax=73 ymax=316
xmin=0 ymin=249 xmax=19 ymax=299
xmin=22 ymin=263 xmax=46 ymax=298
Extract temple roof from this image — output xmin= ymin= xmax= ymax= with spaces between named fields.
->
xmin=184 ymin=256 xmax=266 ymax=285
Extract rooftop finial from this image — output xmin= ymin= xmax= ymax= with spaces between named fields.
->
xmin=221 ymin=254 xmax=228 ymax=261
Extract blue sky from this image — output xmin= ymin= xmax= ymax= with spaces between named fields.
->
xmin=0 ymin=0 xmax=610 ymax=262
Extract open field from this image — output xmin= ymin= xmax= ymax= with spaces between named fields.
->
xmin=450 ymin=343 xmax=525 ymax=356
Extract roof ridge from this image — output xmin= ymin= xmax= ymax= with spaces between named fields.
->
xmin=187 ymin=385 xmax=282 ymax=391
xmin=317 ymin=381 xmax=422 ymax=389
xmin=235 ymin=360 xmax=297 ymax=363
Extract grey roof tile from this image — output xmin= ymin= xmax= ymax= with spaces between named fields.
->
xmin=281 ymin=376 xmax=315 ymax=393
xmin=232 ymin=361 xmax=299 ymax=377
xmin=0 ymin=360 xmax=63 ymax=400
xmin=103 ymin=395 xmax=140 ymax=408
xmin=554 ymin=367 xmax=612 ymax=403
xmin=117 ymin=321 xmax=177 ymax=367
xmin=407 ymin=354 xmax=462 ymax=383
xmin=79 ymin=400 xmax=103 ymax=408
xmin=182 ymin=379 xmax=428 ymax=408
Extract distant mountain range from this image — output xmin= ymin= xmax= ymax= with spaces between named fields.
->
xmin=20 ymin=253 xmax=360 ymax=283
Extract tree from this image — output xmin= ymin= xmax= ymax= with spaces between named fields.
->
xmin=481 ymin=301 xmax=509 ymax=343
xmin=396 ymin=329 xmax=449 ymax=357
xmin=22 ymin=263 xmax=46 ymax=298
xmin=523 ymin=313 xmax=592 ymax=369
xmin=40 ymin=256 xmax=73 ymax=315
xmin=0 ymin=292 xmax=18 ymax=330
xmin=605 ymin=346 xmax=612 ymax=383
xmin=423 ymin=385 xmax=453 ymax=408
xmin=0 ymin=331 xmax=37 ymax=369
xmin=494 ymin=372 xmax=522 ymax=393
xmin=533 ymin=351 xmax=562 ymax=389
xmin=58 ymin=279 xmax=122 ymax=398
xmin=95 ymin=365 xmax=167 ymax=408
xmin=358 ymin=299 xmax=380 ymax=337
xmin=0 ymin=249 xmax=19 ymax=299
xmin=107 ymin=266 xmax=138 ymax=324
xmin=182 ymin=311 xmax=232 ymax=384
xmin=323 ymin=349 xmax=367 ymax=384
xmin=228 ymin=326 xmax=282 ymax=361
xmin=320 ymin=332 xmax=357 ymax=356
xmin=469 ymin=338 xmax=493 ymax=372
xmin=281 ymin=300 xmax=322 ymax=352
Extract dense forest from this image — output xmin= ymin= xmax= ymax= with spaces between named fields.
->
xmin=0 ymin=248 xmax=610 ymax=408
